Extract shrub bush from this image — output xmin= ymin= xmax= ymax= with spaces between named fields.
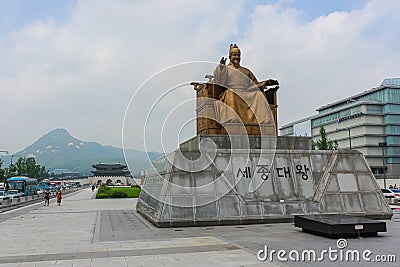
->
xmin=97 ymin=184 xmax=111 ymax=195
xmin=95 ymin=185 xmax=139 ymax=199
xmin=110 ymin=191 xmax=128 ymax=198
xmin=95 ymin=193 xmax=110 ymax=199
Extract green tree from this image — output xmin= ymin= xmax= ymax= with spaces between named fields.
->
xmin=0 ymin=159 xmax=5 ymax=182
xmin=4 ymin=157 xmax=49 ymax=179
xmin=312 ymin=126 xmax=338 ymax=150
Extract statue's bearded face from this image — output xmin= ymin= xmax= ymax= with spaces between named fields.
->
xmin=230 ymin=49 xmax=241 ymax=67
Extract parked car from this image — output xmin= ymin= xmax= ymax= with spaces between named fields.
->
xmin=6 ymin=190 xmax=22 ymax=199
xmin=388 ymin=188 xmax=400 ymax=200
xmin=0 ymin=191 xmax=10 ymax=200
xmin=37 ymin=189 xmax=44 ymax=195
xmin=391 ymin=205 xmax=400 ymax=214
xmin=382 ymin=188 xmax=400 ymax=198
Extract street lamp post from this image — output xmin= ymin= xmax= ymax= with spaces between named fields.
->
xmin=334 ymin=127 xmax=352 ymax=150
xmin=378 ymin=142 xmax=387 ymax=189
xmin=348 ymin=128 xmax=352 ymax=150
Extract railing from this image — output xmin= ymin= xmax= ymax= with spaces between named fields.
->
xmin=0 ymin=187 xmax=83 ymax=209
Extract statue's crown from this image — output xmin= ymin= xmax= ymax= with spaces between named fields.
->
xmin=229 ymin=44 xmax=240 ymax=56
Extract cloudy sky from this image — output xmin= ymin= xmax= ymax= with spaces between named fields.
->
xmin=1 ymin=0 xmax=400 ymax=154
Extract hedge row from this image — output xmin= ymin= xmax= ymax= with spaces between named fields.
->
xmin=95 ymin=184 xmax=141 ymax=199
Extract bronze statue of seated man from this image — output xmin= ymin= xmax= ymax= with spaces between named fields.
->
xmin=213 ymin=44 xmax=279 ymax=127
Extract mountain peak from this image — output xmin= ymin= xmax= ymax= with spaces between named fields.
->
xmin=46 ymin=128 xmax=71 ymax=138
xmin=37 ymin=128 xmax=78 ymax=144
xmin=20 ymin=128 xmax=82 ymax=156
xmin=14 ymin=128 xmax=162 ymax=176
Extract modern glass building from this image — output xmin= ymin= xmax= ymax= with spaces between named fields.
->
xmin=280 ymin=78 xmax=400 ymax=178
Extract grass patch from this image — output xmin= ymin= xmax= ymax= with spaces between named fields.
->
xmin=109 ymin=187 xmax=141 ymax=198
xmin=96 ymin=185 xmax=141 ymax=199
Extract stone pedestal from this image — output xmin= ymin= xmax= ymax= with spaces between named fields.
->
xmin=137 ymin=135 xmax=392 ymax=227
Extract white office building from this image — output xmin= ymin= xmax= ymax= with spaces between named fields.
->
xmin=280 ymin=78 xmax=400 ymax=178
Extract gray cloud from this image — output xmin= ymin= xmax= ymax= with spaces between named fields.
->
xmin=238 ymin=0 xmax=400 ymax=127
xmin=1 ymin=0 xmax=399 ymax=153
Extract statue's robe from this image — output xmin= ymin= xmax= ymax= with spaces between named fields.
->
xmin=213 ymin=63 xmax=271 ymax=125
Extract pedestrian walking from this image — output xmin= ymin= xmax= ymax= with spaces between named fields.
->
xmin=44 ymin=189 xmax=51 ymax=206
xmin=56 ymin=189 xmax=62 ymax=206
xmin=92 ymin=184 xmax=95 ymax=192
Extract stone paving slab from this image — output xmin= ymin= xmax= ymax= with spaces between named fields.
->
xmin=0 ymin=188 xmax=398 ymax=266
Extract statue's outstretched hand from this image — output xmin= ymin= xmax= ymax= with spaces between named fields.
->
xmin=267 ymin=79 xmax=279 ymax=86
xmin=255 ymin=79 xmax=280 ymax=91
xmin=220 ymin=57 xmax=227 ymax=65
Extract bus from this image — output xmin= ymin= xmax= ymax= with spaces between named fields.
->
xmin=38 ymin=180 xmax=50 ymax=190
xmin=6 ymin=177 xmax=38 ymax=196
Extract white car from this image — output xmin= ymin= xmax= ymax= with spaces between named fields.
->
xmin=6 ymin=190 xmax=22 ymax=199
xmin=37 ymin=189 xmax=44 ymax=195
xmin=388 ymin=188 xmax=400 ymax=201
xmin=382 ymin=188 xmax=395 ymax=197
xmin=381 ymin=188 xmax=400 ymax=203
xmin=391 ymin=205 xmax=400 ymax=214
xmin=0 ymin=191 xmax=10 ymax=200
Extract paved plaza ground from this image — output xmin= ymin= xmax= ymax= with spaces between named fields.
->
xmin=0 ymin=188 xmax=398 ymax=266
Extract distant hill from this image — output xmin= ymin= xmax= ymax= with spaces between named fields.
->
xmin=1 ymin=128 xmax=162 ymax=177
